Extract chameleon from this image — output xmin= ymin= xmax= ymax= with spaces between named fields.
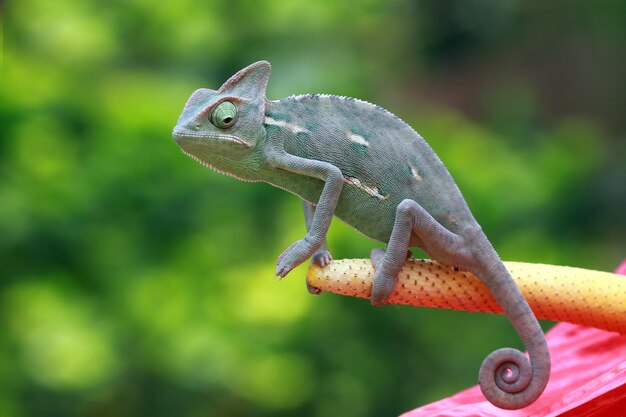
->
xmin=172 ymin=61 xmax=551 ymax=410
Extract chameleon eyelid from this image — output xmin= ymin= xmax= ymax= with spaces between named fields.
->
xmin=198 ymin=97 xmax=246 ymax=119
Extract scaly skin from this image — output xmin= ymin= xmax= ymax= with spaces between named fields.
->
xmin=172 ymin=61 xmax=550 ymax=409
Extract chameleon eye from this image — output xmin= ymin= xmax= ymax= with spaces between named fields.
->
xmin=210 ymin=101 xmax=238 ymax=129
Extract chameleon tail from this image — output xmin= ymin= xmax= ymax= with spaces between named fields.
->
xmin=471 ymin=255 xmax=551 ymax=410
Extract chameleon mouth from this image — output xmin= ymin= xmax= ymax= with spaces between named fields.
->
xmin=172 ymin=129 xmax=251 ymax=148
xmin=177 ymin=147 xmax=258 ymax=183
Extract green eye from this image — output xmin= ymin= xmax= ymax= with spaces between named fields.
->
xmin=210 ymin=101 xmax=238 ymax=129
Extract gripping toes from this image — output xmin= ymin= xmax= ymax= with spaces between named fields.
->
xmin=311 ymin=249 xmax=332 ymax=267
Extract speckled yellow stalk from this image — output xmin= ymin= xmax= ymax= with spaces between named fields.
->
xmin=307 ymin=259 xmax=626 ymax=334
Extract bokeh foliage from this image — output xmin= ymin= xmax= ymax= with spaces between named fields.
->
xmin=1 ymin=1 xmax=625 ymax=416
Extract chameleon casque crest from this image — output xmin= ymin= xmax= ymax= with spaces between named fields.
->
xmin=172 ymin=61 xmax=551 ymax=410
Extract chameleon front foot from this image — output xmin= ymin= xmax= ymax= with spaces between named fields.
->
xmin=306 ymin=279 xmax=322 ymax=295
xmin=276 ymin=238 xmax=318 ymax=278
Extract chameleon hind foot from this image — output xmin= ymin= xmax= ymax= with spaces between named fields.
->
xmin=370 ymin=248 xmax=411 ymax=306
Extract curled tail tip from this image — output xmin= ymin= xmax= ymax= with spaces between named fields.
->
xmin=479 ymin=347 xmax=550 ymax=410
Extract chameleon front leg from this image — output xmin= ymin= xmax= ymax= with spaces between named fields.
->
xmin=268 ymin=151 xmax=344 ymax=278
xmin=302 ymin=200 xmax=333 ymax=267
xmin=373 ymin=198 xmax=550 ymax=410
xmin=302 ymin=200 xmax=332 ymax=295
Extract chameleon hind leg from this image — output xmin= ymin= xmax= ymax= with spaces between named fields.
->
xmin=302 ymin=200 xmax=332 ymax=294
xmin=371 ymin=198 xmax=550 ymax=410
xmin=370 ymin=199 xmax=462 ymax=306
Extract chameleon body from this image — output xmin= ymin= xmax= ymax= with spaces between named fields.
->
xmin=172 ymin=61 xmax=550 ymax=409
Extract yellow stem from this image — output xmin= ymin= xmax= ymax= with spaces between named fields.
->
xmin=307 ymin=259 xmax=626 ymax=334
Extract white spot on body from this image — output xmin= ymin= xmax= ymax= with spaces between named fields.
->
xmin=264 ymin=116 xmax=309 ymax=135
xmin=410 ymin=166 xmax=422 ymax=181
xmin=348 ymin=132 xmax=369 ymax=147
xmin=345 ymin=176 xmax=387 ymax=200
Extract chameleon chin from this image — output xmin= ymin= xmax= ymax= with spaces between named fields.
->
xmin=172 ymin=61 xmax=550 ymax=410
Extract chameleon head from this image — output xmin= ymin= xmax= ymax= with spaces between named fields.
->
xmin=172 ymin=61 xmax=271 ymax=178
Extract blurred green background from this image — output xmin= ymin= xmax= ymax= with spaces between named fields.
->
xmin=1 ymin=1 xmax=625 ymax=416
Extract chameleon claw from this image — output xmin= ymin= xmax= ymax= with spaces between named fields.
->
xmin=275 ymin=265 xmax=289 ymax=278
xmin=276 ymin=238 xmax=318 ymax=278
